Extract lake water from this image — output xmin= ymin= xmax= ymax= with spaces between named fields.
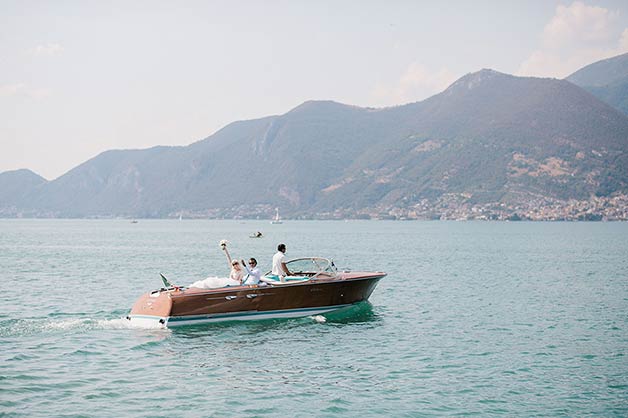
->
xmin=1 ymin=219 xmax=627 ymax=416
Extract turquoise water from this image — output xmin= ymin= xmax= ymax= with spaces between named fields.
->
xmin=1 ymin=219 xmax=627 ymax=417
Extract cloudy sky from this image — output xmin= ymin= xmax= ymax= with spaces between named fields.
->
xmin=2 ymin=0 xmax=628 ymax=179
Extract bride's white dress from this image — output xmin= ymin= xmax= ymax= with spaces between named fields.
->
xmin=188 ymin=276 xmax=241 ymax=289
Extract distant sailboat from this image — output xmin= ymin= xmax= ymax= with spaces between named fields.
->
xmin=270 ymin=208 xmax=283 ymax=224
xmin=179 ymin=214 xmax=183 ymax=221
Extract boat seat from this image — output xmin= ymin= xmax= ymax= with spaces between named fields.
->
xmin=262 ymin=275 xmax=310 ymax=284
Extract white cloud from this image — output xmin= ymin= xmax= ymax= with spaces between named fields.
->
xmin=0 ymin=83 xmax=51 ymax=99
xmin=29 ymin=43 xmax=64 ymax=57
xmin=543 ymin=1 xmax=617 ymax=47
xmin=518 ymin=1 xmax=628 ymax=78
xmin=0 ymin=83 xmax=26 ymax=97
xmin=371 ymin=63 xmax=457 ymax=107
xmin=619 ymin=28 xmax=628 ymax=51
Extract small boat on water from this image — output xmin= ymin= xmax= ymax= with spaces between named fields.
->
xmin=270 ymin=208 xmax=282 ymax=224
xmin=250 ymin=231 xmax=263 ymax=238
xmin=126 ymin=257 xmax=385 ymax=328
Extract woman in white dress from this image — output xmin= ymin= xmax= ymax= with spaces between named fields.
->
xmin=222 ymin=241 xmax=244 ymax=284
xmin=228 ymin=259 xmax=245 ymax=283
xmin=188 ymin=240 xmax=244 ymax=289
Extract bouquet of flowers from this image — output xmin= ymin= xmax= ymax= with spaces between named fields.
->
xmin=219 ymin=239 xmax=228 ymax=250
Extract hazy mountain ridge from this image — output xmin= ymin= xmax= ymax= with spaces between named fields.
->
xmin=567 ymin=53 xmax=628 ymax=86
xmin=582 ymin=76 xmax=628 ymax=115
xmin=2 ymin=57 xmax=628 ymax=219
xmin=314 ymin=70 xmax=628 ymax=211
xmin=567 ymin=52 xmax=628 ymax=115
xmin=0 ymin=169 xmax=47 ymax=212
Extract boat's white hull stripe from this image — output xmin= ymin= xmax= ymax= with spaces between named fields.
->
xmin=129 ymin=304 xmax=352 ymax=327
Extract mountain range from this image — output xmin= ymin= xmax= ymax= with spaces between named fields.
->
xmin=567 ymin=52 xmax=628 ymax=115
xmin=2 ymin=54 xmax=628 ymax=219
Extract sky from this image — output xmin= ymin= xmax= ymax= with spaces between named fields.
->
xmin=1 ymin=0 xmax=628 ymax=180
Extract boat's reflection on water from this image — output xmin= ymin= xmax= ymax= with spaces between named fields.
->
xmin=171 ymin=301 xmax=381 ymax=337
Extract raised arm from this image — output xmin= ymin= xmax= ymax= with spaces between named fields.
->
xmin=241 ymin=259 xmax=252 ymax=275
xmin=220 ymin=241 xmax=233 ymax=269
xmin=223 ymin=247 xmax=233 ymax=268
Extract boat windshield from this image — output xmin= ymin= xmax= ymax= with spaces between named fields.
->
xmin=284 ymin=257 xmax=337 ymax=276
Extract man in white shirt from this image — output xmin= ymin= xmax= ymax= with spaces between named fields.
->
xmin=271 ymin=243 xmax=291 ymax=282
xmin=241 ymin=258 xmax=262 ymax=285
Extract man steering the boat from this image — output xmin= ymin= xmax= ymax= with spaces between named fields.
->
xmin=271 ymin=243 xmax=292 ymax=282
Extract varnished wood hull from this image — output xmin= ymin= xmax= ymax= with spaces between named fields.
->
xmin=128 ymin=272 xmax=385 ymax=327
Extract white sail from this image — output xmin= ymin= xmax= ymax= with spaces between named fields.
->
xmin=271 ymin=208 xmax=283 ymax=224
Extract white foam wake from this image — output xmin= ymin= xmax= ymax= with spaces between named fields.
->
xmin=96 ymin=317 xmax=168 ymax=330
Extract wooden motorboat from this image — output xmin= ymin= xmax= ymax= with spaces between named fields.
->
xmin=126 ymin=257 xmax=385 ymax=328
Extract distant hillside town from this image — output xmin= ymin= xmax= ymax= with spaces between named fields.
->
xmin=336 ymin=194 xmax=628 ymax=221
xmin=115 ymin=194 xmax=628 ymax=221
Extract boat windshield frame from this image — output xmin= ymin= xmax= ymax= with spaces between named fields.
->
xmin=266 ymin=257 xmax=337 ymax=277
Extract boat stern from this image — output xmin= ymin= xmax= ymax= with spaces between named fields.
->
xmin=127 ymin=289 xmax=174 ymax=328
